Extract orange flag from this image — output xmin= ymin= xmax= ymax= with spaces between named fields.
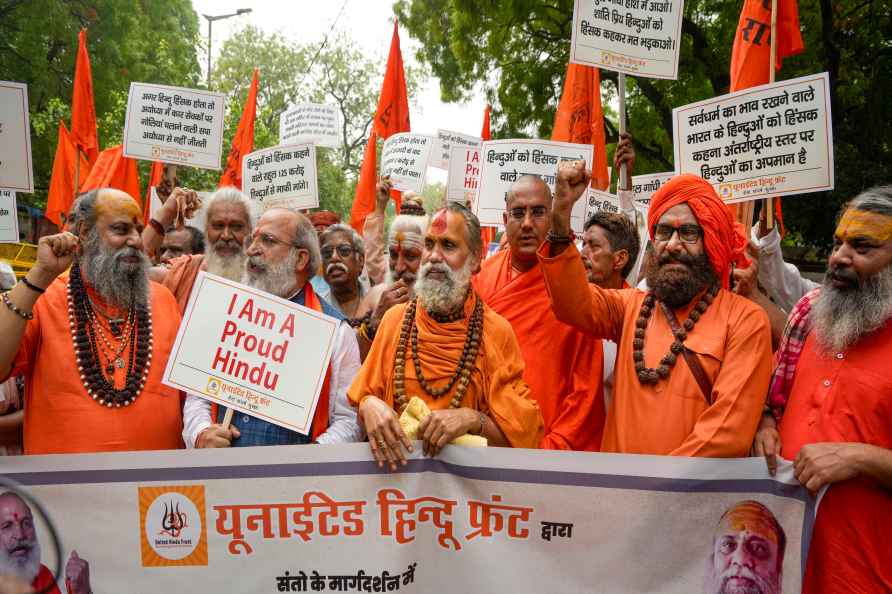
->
xmin=374 ymin=21 xmax=411 ymax=139
xmin=219 ymin=69 xmax=259 ymax=189
xmin=349 ymin=130 xmax=379 ymax=232
xmin=730 ymin=0 xmax=804 ymax=91
xmin=71 ymin=29 xmax=99 ymax=164
xmin=479 ymin=104 xmax=497 ymax=249
xmin=79 ymin=145 xmax=142 ymax=207
xmin=144 ymin=161 xmax=164 ymax=225
xmin=481 ymin=104 xmax=492 ymax=141
xmin=552 ymin=64 xmax=610 ymax=191
xmin=46 ymin=122 xmax=90 ymax=228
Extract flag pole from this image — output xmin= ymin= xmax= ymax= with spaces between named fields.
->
xmin=617 ymin=73 xmax=628 ymax=192
xmin=765 ymin=0 xmax=779 ymax=230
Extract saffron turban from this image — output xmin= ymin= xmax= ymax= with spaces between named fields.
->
xmin=309 ymin=210 xmax=341 ymax=229
xmin=648 ymin=174 xmax=749 ymax=289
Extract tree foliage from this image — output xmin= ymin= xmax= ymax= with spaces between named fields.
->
xmin=394 ymin=0 xmax=892 ymax=252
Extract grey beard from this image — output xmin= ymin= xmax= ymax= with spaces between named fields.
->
xmin=812 ymin=265 xmax=892 ymax=353
xmin=415 ymin=260 xmax=472 ymax=315
xmin=81 ymin=236 xmax=149 ymax=309
xmin=0 ymin=539 xmax=41 ymax=584
xmin=243 ymin=251 xmax=299 ymax=298
xmin=205 ymin=242 xmax=246 ymax=282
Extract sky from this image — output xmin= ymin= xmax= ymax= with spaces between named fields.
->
xmin=190 ymin=0 xmax=488 ymax=183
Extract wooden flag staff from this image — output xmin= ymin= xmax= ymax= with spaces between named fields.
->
xmin=618 ymin=73 xmax=628 ymax=192
xmin=764 ymin=0 xmax=779 ymax=230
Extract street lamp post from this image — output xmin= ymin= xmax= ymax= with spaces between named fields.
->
xmin=204 ymin=8 xmax=252 ymax=88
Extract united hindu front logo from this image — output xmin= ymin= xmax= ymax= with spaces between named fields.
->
xmin=138 ymin=485 xmax=208 ymax=567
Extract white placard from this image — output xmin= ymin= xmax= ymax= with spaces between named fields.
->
xmin=584 ymin=188 xmax=622 ymax=223
xmin=570 ymin=0 xmax=685 ymax=80
xmin=123 ymin=82 xmax=225 ymax=170
xmin=242 ymin=143 xmax=319 ymax=211
xmin=163 ymin=272 xmax=338 ymax=435
xmin=446 ymin=146 xmax=480 ymax=206
xmin=0 ymin=190 xmax=18 ymax=243
xmin=431 ymin=129 xmax=481 ymax=170
xmin=279 ymin=103 xmax=341 ymax=149
xmin=380 ymin=133 xmax=434 ymax=194
xmin=674 ymin=72 xmax=834 ymax=204
xmin=148 ymin=187 xmax=211 ymax=234
xmin=0 ymin=82 xmax=33 ymax=192
xmin=631 ymin=171 xmax=674 ymax=207
xmin=476 ymin=139 xmax=594 ymax=231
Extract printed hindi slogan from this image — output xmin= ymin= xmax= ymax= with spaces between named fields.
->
xmin=0 ymin=81 xmax=34 ymax=192
xmin=584 ymin=189 xmax=622 ymax=223
xmin=570 ymin=0 xmax=685 ymax=79
xmin=241 ymin=143 xmax=319 ymax=211
xmin=0 ymin=190 xmax=18 ymax=243
xmin=430 ymin=130 xmax=481 ymax=171
xmin=3 ymin=444 xmax=814 ymax=593
xmin=446 ymin=146 xmax=480 ymax=206
xmin=631 ymin=171 xmax=674 ymax=208
xmin=279 ymin=103 xmax=341 ymax=149
xmin=476 ymin=139 xmax=593 ymax=233
xmin=162 ymin=272 xmax=337 ymax=435
xmin=123 ymin=82 xmax=225 ymax=169
xmin=674 ymin=72 xmax=834 ymax=203
xmin=380 ymin=133 xmax=435 ymax=194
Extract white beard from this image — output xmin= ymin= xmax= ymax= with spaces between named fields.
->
xmin=242 ymin=251 xmax=299 ymax=299
xmin=205 ymin=248 xmax=247 ymax=282
xmin=0 ymin=539 xmax=41 ymax=584
xmin=812 ymin=265 xmax=892 ymax=353
xmin=415 ymin=259 xmax=473 ymax=315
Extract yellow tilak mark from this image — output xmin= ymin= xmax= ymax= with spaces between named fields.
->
xmin=836 ymin=209 xmax=892 ymax=242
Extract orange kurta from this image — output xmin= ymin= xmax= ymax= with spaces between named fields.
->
xmin=348 ymin=293 xmax=543 ymax=448
xmin=474 ymin=249 xmax=604 ymax=451
xmin=163 ymin=253 xmax=205 ymax=314
xmin=8 ymin=275 xmax=184 ymax=454
xmin=538 ymin=243 xmax=772 ymax=456
xmin=780 ymin=323 xmax=892 ymax=594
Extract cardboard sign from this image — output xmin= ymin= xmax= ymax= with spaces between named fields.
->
xmin=123 ymin=83 xmax=225 ymax=169
xmin=380 ymin=133 xmax=435 ymax=194
xmin=475 ymin=139 xmax=593 ymax=231
xmin=446 ymin=146 xmax=480 ymax=206
xmin=570 ymin=0 xmax=685 ymax=79
xmin=242 ymin=143 xmax=319 ymax=211
xmin=162 ymin=272 xmax=338 ymax=435
xmin=0 ymin=190 xmax=18 ymax=243
xmin=631 ymin=171 xmax=674 ymax=207
xmin=431 ymin=130 xmax=481 ymax=170
xmin=0 ymin=81 xmax=33 ymax=192
xmin=674 ymin=72 xmax=834 ymax=203
xmin=279 ymin=103 xmax=341 ymax=149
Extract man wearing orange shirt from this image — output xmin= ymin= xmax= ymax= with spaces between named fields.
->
xmin=475 ymin=175 xmax=604 ymax=451
xmin=0 ymin=189 xmax=183 ymax=454
xmin=538 ymin=163 xmax=772 ymax=457
xmin=754 ymin=187 xmax=892 ymax=594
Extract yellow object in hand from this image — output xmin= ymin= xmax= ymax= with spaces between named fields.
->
xmin=398 ymin=397 xmax=487 ymax=447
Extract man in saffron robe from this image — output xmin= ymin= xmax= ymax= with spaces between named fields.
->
xmin=0 ymin=189 xmax=184 ymax=454
xmin=539 ymin=163 xmax=772 ymax=457
xmin=474 ymin=175 xmax=604 ymax=451
xmin=754 ymin=187 xmax=892 ymax=593
xmin=183 ymin=207 xmax=362 ymax=447
xmin=349 ymin=203 xmax=543 ymax=470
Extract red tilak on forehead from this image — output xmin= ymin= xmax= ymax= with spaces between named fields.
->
xmin=431 ymin=209 xmax=448 ymax=234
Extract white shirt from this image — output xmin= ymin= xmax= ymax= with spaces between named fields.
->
xmin=753 ymin=226 xmax=820 ymax=312
xmin=182 ymin=321 xmax=364 ymax=447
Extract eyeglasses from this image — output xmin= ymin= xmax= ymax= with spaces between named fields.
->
xmin=321 ymin=244 xmax=355 ymax=259
xmin=508 ymin=206 xmax=548 ymax=221
xmin=653 ymin=224 xmax=703 ymax=244
xmin=250 ymin=232 xmax=299 ymax=250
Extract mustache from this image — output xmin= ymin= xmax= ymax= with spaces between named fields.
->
xmin=657 ymin=250 xmax=698 ymax=267
xmin=247 ymin=255 xmax=267 ymax=273
xmin=326 ymin=262 xmax=348 ymax=275
xmin=827 ymin=266 xmax=859 ymax=286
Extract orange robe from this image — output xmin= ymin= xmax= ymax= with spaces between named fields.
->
xmin=779 ymin=322 xmax=892 ymax=593
xmin=7 ymin=275 xmax=184 ymax=454
xmin=163 ymin=253 xmax=205 ymax=314
xmin=537 ymin=243 xmax=772 ymax=456
xmin=347 ymin=294 xmax=543 ymax=448
xmin=474 ymin=249 xmax=604 ymax=451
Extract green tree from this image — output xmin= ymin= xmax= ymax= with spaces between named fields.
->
xmin=395 ymin=0 xmax=892 ymax=252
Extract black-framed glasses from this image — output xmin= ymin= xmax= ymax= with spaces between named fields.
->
xmin=321 ymin=244 xmax=355 ymax=259
xmin=653 ymin=223 xmax=703 ymax=244
xmin=508 ymin=206 xmax=548 ymax=221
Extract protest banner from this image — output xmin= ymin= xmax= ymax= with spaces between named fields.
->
xmin=279 ymin=103 xmax=341 ymax=149
xmin=584 ymin=188 xmax=622 ymax=221
xmin=446 ymin=146 xmax=480 ymax=205
xmin=570 ymin=0 xmax=685 ymax=80
xmin=476 ymin=139 xmax=593 ymax=233
xmin=162 ymin=271 xmax=338 ymax=435
xmin=0 ymin=81 xmax=34 ymax=192
xmin=431 ymin=129 xmax=481 ymax=170
xmin=380 ymin=133 xmax=434 ymax=194
xmin=674 ymin=72 xmax=834 ymax=203
xmin=0 ymin=190 xmax=18 ymax=243
xmin=123 ymin=83 xmax=225 ymax=170
xmin=631 ymin=171 xmax=674 ymax=207
xmin=241 ymin=143 xmax=319 ymax=211
xmin=0 ymin=444 xmax=814 ymax=593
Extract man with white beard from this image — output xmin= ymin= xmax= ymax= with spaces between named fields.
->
xmin=348 ymin=203 xmax=543 ymax=471
xmin=149 ymin=187 xmax=253 ymax=313
xmin=754 ymin=187 xmax=892 ymax=594
xmin=183 ymin=207 xmax=362 ymax=448
xmin=0 ymin=189 xmax=184 ymax=454
xmin=0 ymin=492 xmax=91 ymax=594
